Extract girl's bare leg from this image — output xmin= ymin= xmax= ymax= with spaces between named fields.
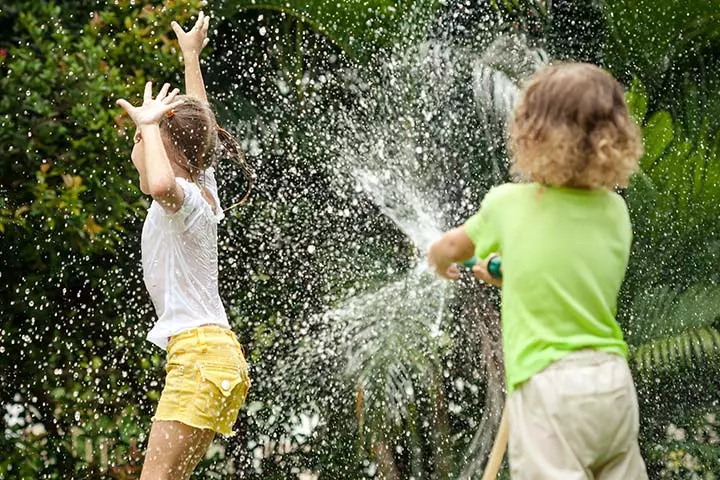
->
xmin=139 ymin=420 xmax=215 ymax=480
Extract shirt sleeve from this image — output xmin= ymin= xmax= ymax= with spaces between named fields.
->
xmin=463 ymin=187 xmax=502 ymax=259
xmin=200 ymin=167 xmax=224 ymax=219
xmin=159 ymin=177 xmax=205 ymax=230
xmin=616 ymin=193 xmax=633 ymax=263
xmin=201 ymin=167 xmax=219 ymax=197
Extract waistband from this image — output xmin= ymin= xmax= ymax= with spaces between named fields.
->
xmin=546 ymin=349 xmax=625 ymax=370
xmin=167 ymin=325 xmax=237 ymax=352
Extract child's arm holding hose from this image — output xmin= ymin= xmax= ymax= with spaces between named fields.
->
xmin=472 ymin=255 xmax=503 ymax=287
xmin=427 ymin=229 xmax=503 ymax=286
xmin=428 ymin=188 xmax=503 ymax=286
xmin=427 ymin=227 xmax=475 ymax=280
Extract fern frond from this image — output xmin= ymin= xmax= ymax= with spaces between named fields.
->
xmin=631 ymin=326 xmax=720 ymax=380
xmin=624 ymin=285 xmax=720 ymax=346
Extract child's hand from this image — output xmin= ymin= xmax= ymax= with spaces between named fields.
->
xmin=171 ymin=11 xmax=210 ymax=58
xmin=472 ymin=255 xmax=503 ymax=287
xmin=116 ymin=82 xmax=183 ymax=127
xmin=437 ymin=263 xmax=461 ymax=280
xmin=427 ymin=240 xmax=460 ymax=280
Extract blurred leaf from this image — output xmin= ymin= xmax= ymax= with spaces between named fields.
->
xmin=641 ymin=111 xmax=674 ymax=169
xmin=625 ymin=77 xmax=648 ymax=125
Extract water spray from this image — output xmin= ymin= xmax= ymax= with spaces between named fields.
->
xmin=460 ymin=253 xmax=507 ymax=480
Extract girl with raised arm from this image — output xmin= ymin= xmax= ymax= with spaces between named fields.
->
xmin=116 ymin=12 xmax=252 ymax=479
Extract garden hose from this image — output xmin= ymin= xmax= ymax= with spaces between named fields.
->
xmin=462 ymin=255 xmax=506 ymax=479
xmin=481 ymin=400 xmax=509 ymax=480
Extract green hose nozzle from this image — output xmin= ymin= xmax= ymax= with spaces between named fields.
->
xmin=462 ymin=255 xmax=502 ymax=279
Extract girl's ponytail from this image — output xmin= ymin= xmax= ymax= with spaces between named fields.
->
xmin=216 ymin=125 xmax=253 ymax=210
xmin=158 ymin=96 xmax=254 ymax=209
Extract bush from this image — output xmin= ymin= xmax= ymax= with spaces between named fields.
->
xmin=0 ymin=2 xmax=201 ymax=477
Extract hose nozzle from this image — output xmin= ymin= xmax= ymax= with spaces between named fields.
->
xmin=461 ymin=255 xmax=502 ymax=279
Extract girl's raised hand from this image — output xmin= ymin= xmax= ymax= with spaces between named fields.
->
xmin=171 ymin=11 xmax=210 ymax=57
xmin=116 ymin=82 xmax=184 ymax=126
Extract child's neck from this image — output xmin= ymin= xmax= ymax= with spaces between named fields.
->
xmin=171 ymin=163 xmax=193 ymax=182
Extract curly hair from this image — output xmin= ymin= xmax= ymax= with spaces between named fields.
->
xmin=509 ymin=63 xmax=642 ymax=189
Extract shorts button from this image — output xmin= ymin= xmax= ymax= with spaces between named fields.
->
xmin=221 ymin=380 xmax=231 ymax=391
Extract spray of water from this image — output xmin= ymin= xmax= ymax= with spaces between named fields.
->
xmin=297 ymin=33 xmax=547 ymax=475
xmin=221 ymin=26 xmax=547 ymax=476
xmin=473 ymin=33 xmax=549 ymax=120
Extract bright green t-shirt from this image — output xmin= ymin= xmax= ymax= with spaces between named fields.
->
xmin=464 ymin=183 xmax=632 ymax=394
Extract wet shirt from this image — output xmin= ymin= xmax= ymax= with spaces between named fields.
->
xmin=142 ymin=168 xmax=229 ymax=349
xmin=464 ymin=183 xmax=632 ymax=394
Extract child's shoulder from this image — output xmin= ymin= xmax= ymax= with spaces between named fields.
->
xmin=491 ymin=183 xmax=625 ymax=201
xmin=484 ymin=182 xmax=626 ymax=211
xmin=485 ymin=182 xmax=536 ymax=202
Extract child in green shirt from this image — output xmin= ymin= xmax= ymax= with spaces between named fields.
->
xmin=428 ymin=63 xmax=648 ymax=479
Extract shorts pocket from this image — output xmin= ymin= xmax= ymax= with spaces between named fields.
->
xmin=165 ymin=360 xmax=186 ymax=376
xmin=196 ymin=361 xmax=250 ymax=411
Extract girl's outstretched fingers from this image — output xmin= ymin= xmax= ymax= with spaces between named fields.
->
xmin=116 ymin=98 xmax=136 ymax=115
xmin=156 ymin=82 xmax=171 ymax=101
xmin=116 ymin=82 xmax=184 ymax=126
xmin=165 ymin=88 xmax=181 ymax=105
xmin=171 ymin=11 xmax=210 ymax=56
xmin=163 ymin=99 xmax=185 ymax=112
xmin=143 ymin=81 xmax=154 ymax=103
xmin=195 ymin=11 xmax=210 ymax=36
xmin=201 ymin=12 xmax=209 ymax=37
xmin=193 ymin=11 xmax=204 ymax=32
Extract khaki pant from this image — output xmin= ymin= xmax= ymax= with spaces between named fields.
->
xmin=508 ymin=350 xmax=648 ymax=480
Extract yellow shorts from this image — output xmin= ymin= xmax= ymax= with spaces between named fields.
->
xmin=154 ymin=325 xmax=250 ymax=436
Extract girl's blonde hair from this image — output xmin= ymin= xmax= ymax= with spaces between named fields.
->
xmin=509 ymin=63 xmax=642 ymax=189
xmin=159 ymin=96 xmax=253 ymax=204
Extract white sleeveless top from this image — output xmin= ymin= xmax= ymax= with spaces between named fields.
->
xmin=141 ymin=168 xmax=229 ymax=349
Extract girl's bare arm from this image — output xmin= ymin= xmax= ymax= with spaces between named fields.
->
xmin=172 ymin=12 xmax=210 ymax=103
xmin=117 ymin=82 xmax=186 ymax=213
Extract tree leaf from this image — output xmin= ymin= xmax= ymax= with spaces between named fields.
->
xmin=641 ymin=110 xmax=674 ymax=171
xmin=625 ymin=77 xmax=648 ymax=125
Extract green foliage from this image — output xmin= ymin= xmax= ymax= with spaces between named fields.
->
xmin=214 ymin=0 xmax=439 ymax=60
xmin=626 ymin=285 xmax=720 ymax=347
xmin=622 ymin=76 xmax=720 ymax=298
xmin=604 ymin=0 xmax=720 ymax=124
xmin=646 ymin=411 xmax=720 ymax=479
xmin=0 ymin=1 xmax=202 ymax=477
xmin=621 ymin=70 xmax=720 ymax=472
xmin=632 ymin=326 xmax=720 ymax=379
xmin=2 ymin=0 xmax=720 ymax=477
